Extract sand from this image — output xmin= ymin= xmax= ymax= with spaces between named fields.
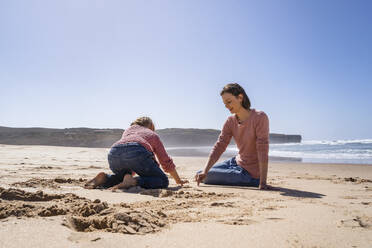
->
xmin=0 ymin=144 xmax=371 ymax=248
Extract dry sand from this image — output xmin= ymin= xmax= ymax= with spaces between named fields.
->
xmin=0 ymin=144 xmax=371 ymax=248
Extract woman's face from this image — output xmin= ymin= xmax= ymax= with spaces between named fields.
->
xmin=221 ymin=93 xmax=243 ymax=114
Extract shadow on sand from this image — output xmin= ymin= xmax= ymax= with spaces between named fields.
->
xmin=200 ymin=184 xmax=325 ymax=199
xmin=273 ymin=186 xmax=325 ymax=198
xmin=118 ymin=185 xmax=183 ymax=196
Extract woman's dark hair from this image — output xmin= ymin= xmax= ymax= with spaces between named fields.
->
xmin=220 ymin=83 xmax=251 ymax=109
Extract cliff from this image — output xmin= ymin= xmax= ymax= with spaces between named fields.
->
xmin=0 ymin=126 xmax=301 ymax=148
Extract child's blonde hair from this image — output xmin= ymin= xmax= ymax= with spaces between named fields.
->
xmin=131 ymin=116 xmax=154 ymax=130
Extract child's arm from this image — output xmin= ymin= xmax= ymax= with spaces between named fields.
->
xmin=169 ymin=169 xmax=188 ymax=186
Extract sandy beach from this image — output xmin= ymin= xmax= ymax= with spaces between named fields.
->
xmin=0 ymin=144 xmax=371 ymax=248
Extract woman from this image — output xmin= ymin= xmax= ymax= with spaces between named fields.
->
xmin=196 ymin=83 xmax=271 ymax=190
xmin=85 ymin=117 xmax=188 ymax=191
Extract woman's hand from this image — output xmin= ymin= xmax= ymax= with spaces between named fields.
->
xmin=195 ymin=172 xmax=207 ymax=186
xmin=258 ymin=183 xmax=274 ymax=190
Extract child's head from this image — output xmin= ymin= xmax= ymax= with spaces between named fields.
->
xmin=131 ymin=116 xmax=155 ymax=131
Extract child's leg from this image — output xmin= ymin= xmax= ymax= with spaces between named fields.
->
xmin=110 ymin=174 xmax=138 ymax=191
xmin=130 ymin=156 xmax=169 ymax=189
xmin=105 ymin=147 xmax=133 ymax=189
xmin=84 ymin=172 xmax=107 ymax=189
xmin=109 ymin=144 xmax=168 ymax=189
xmin=101 ymin=172 xmax=126 ymax=188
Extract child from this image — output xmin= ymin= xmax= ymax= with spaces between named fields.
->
xmin=85 ymin=117 xmax=188 ymax=191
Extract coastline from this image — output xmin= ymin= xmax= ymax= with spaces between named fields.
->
xmin=165 ymin=144 xmax=372 ymax=165
xmin=0 ymin=144 xmax=371 ymax=248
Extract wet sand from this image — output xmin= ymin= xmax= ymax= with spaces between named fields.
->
xmin=0 ymin=144 xmax=371 ymax=248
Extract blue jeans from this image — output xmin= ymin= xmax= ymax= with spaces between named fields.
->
xmin=200 ymin=157 xmax=260 ymax=187
xmin=104 ymin=143 xmax=169 ymax=189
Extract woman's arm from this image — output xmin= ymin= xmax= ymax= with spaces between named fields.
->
xmin=258 ymin=161 xmax=268 ymax=189
xmin=195 ymin=157 xmax=217 ymax=186
xmin=196 ymin=119 xmax=232 ymax=185
xmin=255 ymin=113 xmax=270 ymax=189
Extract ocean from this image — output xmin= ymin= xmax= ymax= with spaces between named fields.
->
xmin=267 ymin=139 xmax=372 ymax=164
xmin=166 ymin=139 xmax=372 ymax=164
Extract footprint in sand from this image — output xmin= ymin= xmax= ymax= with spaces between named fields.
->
xmin=210 ymin=201 xmax=235 ymax=207
xmin=138 ymin=188 xmax=233 ymax=199
xmin=340 ymin=216 xmax=372 ymax=229
xmin=11 ymin=177 xmax=87 ymax=189
xmin=218 ymin=218 xmax=256 ymax=225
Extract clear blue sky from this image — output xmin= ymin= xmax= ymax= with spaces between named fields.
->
xmin=1 ymin=0 xmax=371 ymax=140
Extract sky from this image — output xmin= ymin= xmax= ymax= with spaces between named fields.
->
xmin=0 ymin=0 xmax=371 ymax=141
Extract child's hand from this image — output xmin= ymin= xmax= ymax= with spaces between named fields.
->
xmin=176 ymin=179 xmax=189 ymax=186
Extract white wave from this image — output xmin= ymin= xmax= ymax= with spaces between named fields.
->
xmin=269 ymin=139 xmax=372 ymax=147
xmin=269 ymin=150 xmax=372 ymax=159
xmin=166 ymin=146 xmax=213 ymax=150
xmin=301 ymin=139 xmax=372 ymax=145
xmin=270 ymin=142 xmax=302 ymax=147
xmin=164 ymin=141 xmax=372 ymax=164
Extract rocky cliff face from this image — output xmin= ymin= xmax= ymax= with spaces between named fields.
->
xmin=0 ymin=127 xmax=122 ymax=148
xmin=0 ymin=127 xmax=301 ymax=148
xmin=157 ymin=129 xmax=301 ymax=146
xmin=268 ymin=133 xmax=302 ymax=144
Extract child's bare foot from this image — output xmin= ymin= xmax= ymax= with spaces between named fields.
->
xmin=84 ymin=172 xmax=107 ymax=189
xmin=110 ymin=174 xmax=137 ymax=192
xmin=123 ymin=174 xmax=137 ymax=187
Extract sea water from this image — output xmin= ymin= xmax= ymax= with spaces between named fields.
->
xmin=267 ymin=139 xmax=372 ymax=164
xmin=166 ymin=139 xmax=372 ymax=164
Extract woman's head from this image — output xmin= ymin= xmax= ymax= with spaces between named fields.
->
xmin=220 ymin=83 xmax=251 ymax=113
xmin=131 ymin=116 xmax=155 ymax=131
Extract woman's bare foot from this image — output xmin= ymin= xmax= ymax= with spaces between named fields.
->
xmin=84 ymin=172 xmax=107 ymax=189
xmin=110 ymin=174 xmax=137 ymax=192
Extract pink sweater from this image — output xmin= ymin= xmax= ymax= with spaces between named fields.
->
xmin=209 ymin=109 xmax=269 ymax=179
xmin=112 ymin=125 xmax=176 ymax=173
